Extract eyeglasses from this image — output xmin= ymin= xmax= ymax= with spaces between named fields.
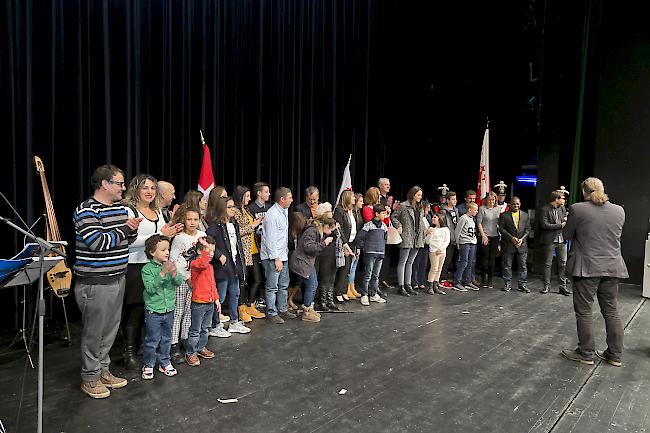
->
xmin=109 ymin=180 xmax=126 ymax=187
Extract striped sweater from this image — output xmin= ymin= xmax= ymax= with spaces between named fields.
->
xmin=73 ymin=197 xmax=137 ymax=283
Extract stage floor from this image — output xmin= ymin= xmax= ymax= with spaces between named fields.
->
xmin=1 ymin=277 xmax=649 ymax=433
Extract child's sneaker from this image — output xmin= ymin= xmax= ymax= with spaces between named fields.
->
xmin=228 ymin=321 xmax=251 ymax=334
xmin=369 ymin=294 xmax=387 ymax=303
xmin=209 ymin=324 xmax=231 ymax=338
xmin=185 ymin=354 xmax=200 ymax=366
xmin=158 ymin=364 xmax=178 ymax=377
xmin=360 ymin=295 xmax=370 ymax=306
xmin=141 ymin=366 xmax=154 ymax=380
xmin=197 ymin=347 xmax=215 ymax=359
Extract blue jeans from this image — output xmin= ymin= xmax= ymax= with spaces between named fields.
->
xmin=186 ymin=302 xmax=214 ymax=355
xmin=143 ymin=309 xmax=174 ymax=368
xmin=212 ymin=278 xmax=240 ymax=326
xmin=348 ymin=257 xmax=359 ymax=284
xmin=502 ymin=249 xmax=528 ymax=286
xmin=262 ymin=259 xmax=290 ymax=316
xmin=295 ymin=267 xmax=318 ymax=307
xmin=361 ymin=255 xmax=383 ymax=296
xmin=454 ymin=243 xmax=477 ymax=285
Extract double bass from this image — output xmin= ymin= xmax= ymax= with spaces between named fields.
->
xmin=33 ymin=156 xmax=72 ymax=298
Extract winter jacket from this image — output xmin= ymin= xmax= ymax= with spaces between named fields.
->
xmin=289 ymin=223 xmax=328 ymax=278
xmin=190 ymin=251 xmax=220 ymax=303
xmin=390 ymin=201 xmax=426 ymax=249
xmin=356 ymin=219 xmax=388 ymax=257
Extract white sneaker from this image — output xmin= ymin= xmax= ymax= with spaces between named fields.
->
xmin=209 ymin=324 xmax=231 ymax=338
xmin=228 ymin=321 xmax=251 ymax=334
xmin=369 ymin=294 xmax=387 ymax=303
xmin=360 ymin=295 xmax=370 ymax=306
xmin=219 ymin=313 xmax=230 ymax=323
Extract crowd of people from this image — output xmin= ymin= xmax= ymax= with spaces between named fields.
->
xmin=72 ymin=165 xmax=628 ymax=399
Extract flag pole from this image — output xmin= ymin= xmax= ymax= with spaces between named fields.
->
xmin=200 ymin=130 xmax=205 ymax=145
xmin=347 ymin=154 xmax=352 ymax=165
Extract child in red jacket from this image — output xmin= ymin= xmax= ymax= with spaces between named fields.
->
xmin=185 ymin=236 xmax=221 ymax=366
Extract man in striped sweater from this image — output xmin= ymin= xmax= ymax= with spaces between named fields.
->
xmin=73 ymin=165 xmax=141 ymax=399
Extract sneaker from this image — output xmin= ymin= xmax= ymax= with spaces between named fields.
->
xmin=209 ymin=324 xmax=231 ymax=338
xmin=503 ymin=284 xmax=512 ymax=292
xmin=279 ymin=311 xmax=297 ymax=320
xmin=158 ymin=364 xmax=178 ymax=377
xmin=185 ymin=354 xmax=201 ymax=366
xmin=228 ymin=321 xmax=251 ymax=334
xmin=219 ymin=313 xmax=230 ymax=323
xmin=453 ymin=283 xmax=468 ymax=292
xmin=360 ymin=295 xmax=370 ymax=306
xmin=141 ymin=366 xmax=154 ymax=380
xmin=596 ymin=350 xmax=622 ymax=367
xmin=561 ymin=349 xmax=594 ymax=365
xmin=540 ymin=286 xmax=550 ymax=294
xmin=369 ymin=294 xmax=387 ymax=303
xmin=267 ymin=314 xmax=285 ymax=324
xmin=81 ymin=380 xmax=110 ymax=399
xmin=100 ymin=370 xmax=128 ymax=389
xmin=466 ymin=283 xmax=480 ymax=291
xmin=197 ymin=347 xmax=215 ymax=359
xmin=518 ymin=285 xmax=531 ymax=294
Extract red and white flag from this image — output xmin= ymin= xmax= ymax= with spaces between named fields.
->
xmin=198 ymin=139 xmax=215 ymax=202
xmin=336 ymin=155 xmax=353 ymax=205
xmin=477 ymin=128 xmax=490 ymax=201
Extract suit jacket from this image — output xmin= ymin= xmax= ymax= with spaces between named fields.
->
xmin=563 ymin=201 xmax=628 ymax=278
xmin=333 ymin=207 xmax=362 ymax=245
xmin=538 ymin=203 xmax=568 ymax=245
xmin=498 ymin=210 xmax=531 ymax=253
xmin=294 ymin=202 xmax=315 ymax=220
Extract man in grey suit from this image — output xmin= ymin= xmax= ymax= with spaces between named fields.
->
xmin=498 ymin=197 xmax=532 ymax=292
xmin=561 ymin=177 xmax=628 ymax=367
xmin=539 ymin=190 xmax=571 ymax=295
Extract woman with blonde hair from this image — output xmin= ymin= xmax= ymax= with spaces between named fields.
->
xmin=476 ymin=191 xmax=501 ymax=288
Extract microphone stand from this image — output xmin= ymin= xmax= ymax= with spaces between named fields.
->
xmin=0 ymin=216 xmax=66 ymax=433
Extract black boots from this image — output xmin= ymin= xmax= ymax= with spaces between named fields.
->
xmin=171 ymin=341 xmax=185 ymax=364
xmin=398 ymin=285 xmax=410 ymax=297
xmin=425 ymin=281 xmax=447 ymax=295
xmin=122 ymin=326 xmax=140 ymax=370
xmin=425 ymin=282 xmax=435 ymax=295
xmin=325 ymin=286 xmax=340 ymax=311
xmin=317 ymin=288 xmax=331 ymax=312
xmin=405 ymin=284 xmax=419 ymax=296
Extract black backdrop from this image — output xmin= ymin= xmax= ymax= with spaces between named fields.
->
xmin=1 ymin=0 xmax=536 ymax=330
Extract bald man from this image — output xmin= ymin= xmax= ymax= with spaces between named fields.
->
xmin=157 ymin=181 xmax=177 ymax=223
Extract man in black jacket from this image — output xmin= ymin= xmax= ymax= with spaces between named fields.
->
xmin=498 ymin=197 xmax=531 ymax=292
xmin=294 ymin=186 xmax=320 ymax=220
xmin=539 ymin=190 xmax=570 ymax=295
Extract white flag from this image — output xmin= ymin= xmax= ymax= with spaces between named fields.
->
xmin=336 ymin=158 xmax=353 ymax=205
xmin=477 ymin=128 xmax=490 ymax=201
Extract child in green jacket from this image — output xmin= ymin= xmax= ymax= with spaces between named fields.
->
xmin=141 ymin=234 xmax=183 ymax=380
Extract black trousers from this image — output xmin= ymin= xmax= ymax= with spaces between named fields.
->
xmin=334 ymin=254 xmax=353 ymax=295
xmin=480 ymin=236 xmax=500 ymax=279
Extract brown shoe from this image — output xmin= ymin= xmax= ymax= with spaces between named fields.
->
xmin=197 ymin=347 xmax=215 ymax=359
xmin=100 ymin=371 xmax=128 ymax=389
xmin=301 ymin=306 xmax=321 ymax=323
xmin=246 ymin=305 xmax=265 ymax=319
xmin=81 ymin=380 xmax=111 ymax=399
xmin=185 ymin=354 xmax=201 ymax=366
xmin=561 ymin=349 xmax=594 ymax=365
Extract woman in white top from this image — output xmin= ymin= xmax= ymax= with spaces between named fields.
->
xmin=425 ymin=213 xmax=450 ymax=295
xmin=121 ymin=174 xmax=183 ymax=370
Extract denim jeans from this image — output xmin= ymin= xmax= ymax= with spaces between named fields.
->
xmin=361 ymin=255 xmax=383 ymax=296
xmin=542 ymin=242 xmax=568 ymax=288
xmin=295 ymin=267 xmax=318 ymax=307
xmin=502 ymin=249 xmax=528 ymax=286
xmin=186 ymin=302 xmax=214 ymax=355
xmin=143 ymin=309 xmax=174 ymax=368
xmin=212 ymin=278 xmax=240 ymax=326
xmin=454 ymin=243 xmax=477 ymax=285
xmin=261 ymin=259 xmax=290 ymax=316
xmin=412 ymin=247 xmax=429 ymax=285
xmin=348 ymin=256 xmax=359 ymax=284
xmin=397 ymin=248 xmax=419 ymax=286
xmin=573 ymin=277 xmax=623 ymax=361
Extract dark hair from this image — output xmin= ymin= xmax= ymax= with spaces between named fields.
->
xmin=232 ymin=185 xmax=250 ymax=208
xmin=252 ymin=182 xmax=269 ymax=197
xmin=196 ymin=235 xmax=216 ymax=252
xmin=510 ymin=196 xmax=521 ymax=205
xmin=434 ymin=212 xmax=448 ymax=228
xmin=446 ymin=190 xmax=457 ymax=199
xmin=465 ymin=190 xmax=477 ymax=198
xmin=274 ymin=187 xmax=292 ymax=203
xmin=206 ymin=187 xmax=227 ymax=222
xmin=144 ymin=234 xmax=170 ymax=259
xmin=319 ymin=216 xmax=336 ymax=227
xmin=372 ymin=204 xmax=385 ymax=217
xmin=90 ymin=165 xmax=124 ymax=192
xmin=549 ymin=191 xmax=564 ymax=202
xmin=289 ymin=211 xmax=307 ymax=240
xmin=183 ymin=189 xmax=204 ymax=209
xmin=172 ymin=204 xmax=201 ymax=225
xmin=406 ymin=186 xmax=424 ymax=210
xmin=122 ymin=174 xmax=160 ymax=211
xmin=209 ymin=196 xmax=234 ymax=224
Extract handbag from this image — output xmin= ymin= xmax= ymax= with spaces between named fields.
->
xmin=387 ymin=225 xmax=402 ymax=245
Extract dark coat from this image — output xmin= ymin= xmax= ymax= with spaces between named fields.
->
xmin=538 ymin=203 xmax=568 ymax=245
xmin=289 ymin=224 xmax=328 ymax=278
xmin=206 ymin=220 xmax=246 ymax=282
xmin=333 ymin=207 xmax=362 ymax=246
xmin=498 ymin=210 xmax=532 ymax=253
xmin=294 ymin=202 xmax=315 ymax=220
xmin=563 ymin=201 xmax=628 ymax=278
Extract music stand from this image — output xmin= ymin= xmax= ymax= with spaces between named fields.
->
xmin=1 ymin=257 xmax=63 ymax=368
xmin=0 ymin=216 xmax=65 ymax=433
